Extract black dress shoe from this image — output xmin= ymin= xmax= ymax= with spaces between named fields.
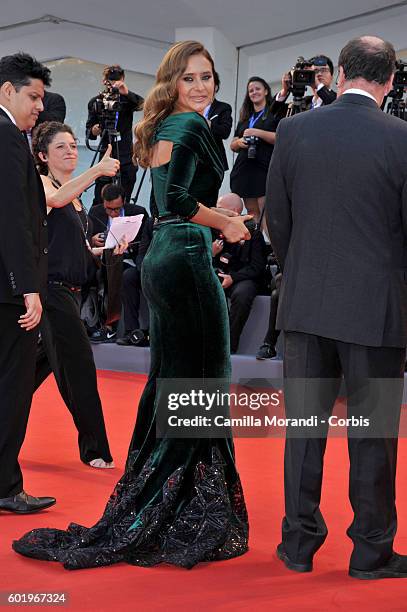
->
xmin=276 ymin=543 xmax=313 ymax=573
xmin=349 ymin=553 xmax=407 ymax=580
xmin=0 ymin=491 xmax=56 ymax=514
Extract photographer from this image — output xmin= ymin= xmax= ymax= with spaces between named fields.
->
xmin=213 ymin=193 xmax=267 ymax=354
xmin=86 ymin=64 xmax=144 ymax=206
xmin=230 ymin=76 xmax=280 ymax=224
xmin=275 ymin=54 xmax=336 ymax=113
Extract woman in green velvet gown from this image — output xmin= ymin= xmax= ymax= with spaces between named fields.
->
xmin=13 ymin=41 xmax=251 ymax=570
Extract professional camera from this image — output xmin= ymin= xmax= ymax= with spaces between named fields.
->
xmin=393 ymin=60 xmax=407 ymax=90
xmin=244 ymin=135 xmax=260 ymax=159
xmin=214 ymin=250 xmax=232 ymax=279
xmin=92 ymin=68 xmax=123 ymax=131
xmin=385 ymin=60 xmax=407 ymax=120
xmin=289 ymin=57 xmax=315 ymax=96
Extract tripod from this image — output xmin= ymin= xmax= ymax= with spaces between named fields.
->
xmin=386 ymin=89 xmax=406 ymax=120
xmin=286 ymin=86 xmax=309 ymax=117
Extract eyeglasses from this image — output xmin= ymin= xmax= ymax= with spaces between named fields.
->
xmin=105 ymin=205 xmax=123 ymax=213
xmin=314 ymin=67 xmax=331 ymax=74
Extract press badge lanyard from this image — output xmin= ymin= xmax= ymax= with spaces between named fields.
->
xmin=248 ymin=109 xmax=265 ymax=128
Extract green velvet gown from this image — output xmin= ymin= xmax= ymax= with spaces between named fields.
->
xmin=13 ymin=112 xmax=249 ymax=570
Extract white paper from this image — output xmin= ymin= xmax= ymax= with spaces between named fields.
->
xmin=104 ymin=214 xmax=144 ymax=249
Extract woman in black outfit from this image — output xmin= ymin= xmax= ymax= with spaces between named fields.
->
xmin=32 ymin=121 xmax=124 ymax=469
xmin=230 ymin=76 xmax=279 ymax=224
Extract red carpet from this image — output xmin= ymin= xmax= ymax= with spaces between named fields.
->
xmin=1 ymin=371 xmax=407 ymax=611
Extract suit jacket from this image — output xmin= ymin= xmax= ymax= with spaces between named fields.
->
xmin=88 ymin=203 xmax=148 ymax=263
xmin=0 ymin=109 xmax=48 ymax=305
xmin=36 ymin=91 xmax=66 ymax=126
xmin=214 ymin=229 xmax=267 ymax=284
xmin=266 ymin=93 xmax=407 ymax=348
xmin=207 ymin=99 xmax=233 ymax=170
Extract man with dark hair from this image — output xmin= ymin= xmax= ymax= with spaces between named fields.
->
xmin=275 ymin=54 xmax=336 ymax=114
xmin=267 ymin=36 xmax=407 ymax=579
xmin=86 ymin=64 xmax=144 ymax=206
xmin=0 ymin=52 xmax=55 ymax=513
xmin=36 ymin=90 xmax=66 ymax=125
xmin=88 ymin=183 xmax=148 ymax=343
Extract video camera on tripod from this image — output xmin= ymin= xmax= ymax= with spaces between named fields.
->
xmin=385 ymin=60 xmax=407 ymax=120
xmin=91 ymin=67 xmax=123 ymax=133
xmin=86 ymin=67 xmax=124 ymax=187
xmin=288 ymin=57 xmax=315 ymax=97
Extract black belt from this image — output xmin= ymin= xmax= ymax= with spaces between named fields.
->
xmin=153 ymin=215 xmax=185 ymax=228
xmin=48 ymin=280 xmax=81 ymax=293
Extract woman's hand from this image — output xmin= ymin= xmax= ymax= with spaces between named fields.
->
xmin=243 ymin=128 xmax=259 ymax=138
xmin=222 ymin=215 xmax=253 ymax=243
xmin=96 ymin=144 xmax=120 ymax=178
xmin=210 ymin=207 xmax=238 ymax=217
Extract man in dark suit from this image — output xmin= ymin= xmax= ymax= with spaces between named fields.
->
xmin=35 ymin=90 xmax=66 ymax=125
xmin=213 ymin=193 xmax=267 ymax=353
xmin=88 ymin=183 xmax=148 ymax=343
xmin=204 ymin=73 xmax=233 ymax=170
xmin=0 ymin=52 xmax=55 ymax=513
xmin=266 ymin=36 xmax=407 ymax=579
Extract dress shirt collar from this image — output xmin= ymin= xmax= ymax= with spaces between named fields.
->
xmin=342 ymin=88 xmax=377 ymax=103
xmin=0 ymin=104 xmax=17 ymax=125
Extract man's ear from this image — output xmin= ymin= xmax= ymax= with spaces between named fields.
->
xmin=0 ymin=81 xmax=14 ymax=101
xmin=336 ymin=66 xmax=345 ymax=88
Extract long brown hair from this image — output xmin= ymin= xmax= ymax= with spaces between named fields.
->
xmin=239 ymin=76 xmax=272 ymax=123
xmin=134 ymin=40 xmax=215 ymax=168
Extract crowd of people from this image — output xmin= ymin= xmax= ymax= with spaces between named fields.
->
xmin=2 ymin=33 xmax=407 ymax=581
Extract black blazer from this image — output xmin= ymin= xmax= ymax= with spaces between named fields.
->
xmin=214 ymin=229 xmax=267 ymax=284
xmin=36 ymin=91 xmax=66 ymax=126
xmin=266 ymin=93 xmax=407 ymax=348
xmin=88 ymin=203 xmax=148 ymax=263
xmin=207 ymin=99 xmax=233 ymax=170
xmin=0 ymin=109 xmax=48 ymax=305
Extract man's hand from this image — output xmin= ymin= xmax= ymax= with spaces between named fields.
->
xmin=96 ymin=144 xmax=120 ymax=177
xmin=315 ymin=70 xmax=331 ymax=89
xmin=281 ymin=72 xmax=291 ymax=97
xmin=92 ymin=233 xmax=105 ymax=248
xmin=19 ymin=293 xmax=42 ymax=331
xmin=218 ymin=273 xmax=233 ymax=289
xmin=112 ymin=80 xmax=129 ymax=95
xmin=113 ymin=235 xmax=128 ymax=255
xmin=212 ymin=239 xmax=224 ymax=257
xmin=91 ymin=124 xmax=102 ymax=137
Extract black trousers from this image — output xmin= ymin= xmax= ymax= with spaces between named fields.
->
xmin=282 ymin=331 xmax=405 ymax=570
xmin=122 ymin=266 xmax=142 ymax=332
xmin=92 ymin=161 xmax=137 ymax=206
xmin=0 ymin=304 xmax=38 ymax=498
xmin=263 ymin=288 xmax=281 ymax=347
xmin=226 ymin=279 xmax=258 ymax=353
xmin=35 ymin=285 xmax=113 ymax=463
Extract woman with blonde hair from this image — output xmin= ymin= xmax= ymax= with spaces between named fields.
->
xmin=14 ymin=41 xmax=250 ymax=570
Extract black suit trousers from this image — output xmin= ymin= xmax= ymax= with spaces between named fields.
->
xmin=282 ymin=331 xmax=405 ymax=570
xmin=0 ymin=304 xmax=38 ymax=498
xmin=34 ymin=285 xmax=112 ymax=464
